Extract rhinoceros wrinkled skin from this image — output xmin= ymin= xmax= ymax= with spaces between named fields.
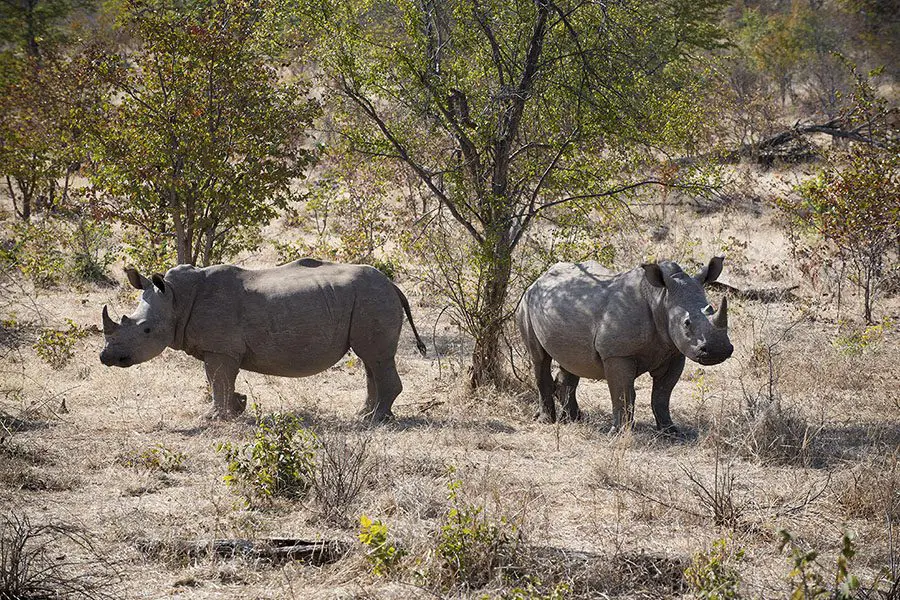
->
xmin=100 ymin=258 xmax=427 ymax=422
xmin=516 ymin=257 xmax=733 ymax=435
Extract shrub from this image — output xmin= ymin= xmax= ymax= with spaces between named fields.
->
xmin=497 ymin=579 xmax=571 ymax=600
xmin=682 ymin=449 xmax=744 ymax=530
xmin=779 ymin=529 xmax=860 ymax=600
xmin=311 ymin=431 xmax=377 ymax=525
xmin=69 ymin=216 xmax=116 ymax=284
xmin=33 ymin=319 xmax=89 ymax=369
xmin=0 ymin=512 xmax=120 ymax=599
xmin=431 ymin=469 xmax=523 ymax=590
xmin=217 ymin=408 xmax=318 ymax=504
xmin=358 ymin=515 xmax=406 ymax=576
xmin=116 ymin=444 xmax=186 ymax=474
xmin=832 ymin=320 xmax=891 ymax=355
xmin=8 ymin=221 xmax=66 ymax=287
xmin=684 ymin=537 xmax=744 ymax=599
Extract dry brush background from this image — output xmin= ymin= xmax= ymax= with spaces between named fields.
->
xmin=1 ymin=166 xmax=898 ymax=599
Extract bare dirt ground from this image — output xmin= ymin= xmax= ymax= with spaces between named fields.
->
xmin=1 ymin=171 xmax=898 ymax=599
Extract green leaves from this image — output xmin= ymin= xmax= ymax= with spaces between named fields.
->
xmin=86 ymin=0 xmax=320 ymax=265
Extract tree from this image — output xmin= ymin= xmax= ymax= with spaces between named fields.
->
xmin=85 ymin=0 xmax=319 ymax=266
xmin=301 ymin=0 xmax=728 ymax=386
xmin=0 ymin=0 xmax=100 ymax=221
xmin=780 ymin=69 xmax=899 ymax=324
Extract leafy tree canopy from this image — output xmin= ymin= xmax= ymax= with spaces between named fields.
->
xmin=85 ymin=0 xmax=319 ymax=266
xmin=299 ymin=0 xmax=730 ymax=384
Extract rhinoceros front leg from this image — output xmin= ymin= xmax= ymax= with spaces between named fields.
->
xmin=554 ymin=368 xmax=582 ymax=423
xmin=604 ymin=357 xmax=637 ymax=433
xmin=650 ymin=354 xmax=685 ymax=437
xmin=203 ymin=353 xmax=245 ymax=418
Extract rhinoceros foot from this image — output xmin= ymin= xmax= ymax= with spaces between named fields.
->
xmin=658 ymin=424 xmax=683 ymax=441
xmin=533 ymin=410 xmax=556 ymax=424
xmin=360 ymin=409 xmax=395 ymax=425
xmin=558 ymin=408 xmax=583 ymax=423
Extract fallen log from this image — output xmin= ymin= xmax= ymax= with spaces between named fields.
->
xmin=136 ymin=537 xmax=350 ymax=565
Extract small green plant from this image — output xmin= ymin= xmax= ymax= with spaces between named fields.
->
xmin=358 ymin=515 xmax=406 ymax=576
xmin=494 ymin=579 xmax=570 ymax=600
xmin=217 ymin=407 xmax=318 ymax=503
xmin=117 ymin=444 xmax=185 ymax=473
xmin=832 ymin=320 xmax=891 ymax=355
xmin=779 ymin=529 xmax=860 ymax=600
xmin=684 ymin=537 xmax=745 ymax=599
xmin=433 ymin=468 xmax=522 ymax=589
xmin=33 ymin=319 xmax=88 ymax=369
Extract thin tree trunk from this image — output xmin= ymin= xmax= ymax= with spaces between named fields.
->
xmin=469 ymin=232 xmax=513 ymax=388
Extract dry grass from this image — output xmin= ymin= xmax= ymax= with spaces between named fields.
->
xmin=1 ymin=193 xmax=898 ymax=598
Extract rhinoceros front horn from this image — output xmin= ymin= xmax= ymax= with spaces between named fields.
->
xmin=712 ymin=296 xmax=728 ymax=329
xmin=102 ymin=305 xmax=118 ymax=335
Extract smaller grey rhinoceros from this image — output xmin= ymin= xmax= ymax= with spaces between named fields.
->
xmin=516 ymin=257 xmax=733 ymax=435
xmin=100 ymin=259 xmax=427 ymax=421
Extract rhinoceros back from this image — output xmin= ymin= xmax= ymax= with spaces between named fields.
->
xmin=172 ymin=260 xmax=403 ymax=377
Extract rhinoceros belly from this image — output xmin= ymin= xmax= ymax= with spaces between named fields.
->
xmin=240 ymin=343 xmax=349 ymax=377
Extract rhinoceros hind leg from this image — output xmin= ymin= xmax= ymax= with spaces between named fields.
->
xmin=554 ymin=368 xmax=582 ymax=423
xmin=358 ymin=364 xmax=378 ymax=417
xmin=204 ymin=353 xmax=243 ymax=418
xmin=361 ymin=358 xmax=402 ymax=424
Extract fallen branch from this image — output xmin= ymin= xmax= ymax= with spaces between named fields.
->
xmin=678 ymin=117 xmax=890 ymax=167
xmin=136 ymin=537 xmax=350 ymax=565
xmin=708 ymin=280 xmax=799 ymax=303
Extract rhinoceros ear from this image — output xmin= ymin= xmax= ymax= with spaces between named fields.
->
xmin=641 ymin=263 xmax=666 ymax=288
xmin=695 ymin=256 xmax=724 ymax=285
xmin=151 ymin=273 xmax=166 ymax=294
xmin=124 ymin=266 xmax=151 ymax=290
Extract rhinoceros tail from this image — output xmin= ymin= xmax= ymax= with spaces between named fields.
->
xmin=393 ymin=284 xmax=427 ymax=356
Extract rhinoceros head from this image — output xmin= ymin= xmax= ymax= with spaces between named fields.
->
xmin=99 ymin=267 xmax=176 ymax=368
xmin=641 ymin=256 xmax=733 ymax=366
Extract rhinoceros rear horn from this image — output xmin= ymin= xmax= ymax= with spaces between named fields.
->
xmin=102 ymin=305 xmax=118 ymax=334
xmin=713 ymin=296 xmax=728 ymax=329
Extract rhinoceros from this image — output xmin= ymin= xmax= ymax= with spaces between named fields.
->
xmin=100 ymin=259 xmax=426 ymax=421
xmin=516 ymin=257 xmax=733 ymax=435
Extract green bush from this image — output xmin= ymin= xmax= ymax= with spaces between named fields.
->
xmin=33 ymin=319 xmax=88 ymax=369
xmin=9 ymin=221 xmax=66 ymax=287
xmin=358 ymin=515 xmax=406 ymax=576
xmin=217 ymin=408 xmax=318 ymax=504
xmin=832 ymin=320 xmax=891 ymax=355
xmin=432 ymin=469 xmax=522 ymax=589
xmin=684 ymin=537 xmax=744 ymax=599
xmin=117 ymin=444 xmax=186 ymax=473
xmin=779 ymin=530 xmax=860 ymax=600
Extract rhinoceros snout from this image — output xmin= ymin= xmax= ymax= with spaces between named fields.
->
xmin=697 ymin=342 xmax=733 ymax=365
xmin=99 ymin=349 xmax=132 ymax=368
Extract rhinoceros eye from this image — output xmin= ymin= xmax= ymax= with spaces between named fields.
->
xmin=143 ymin=327 xmax=151 ymax=334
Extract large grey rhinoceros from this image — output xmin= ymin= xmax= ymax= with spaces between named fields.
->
xmin=100 ymin=258 xmax=426 ymax=421
xmin=516 ymin=257 xmax=733 ymax=435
